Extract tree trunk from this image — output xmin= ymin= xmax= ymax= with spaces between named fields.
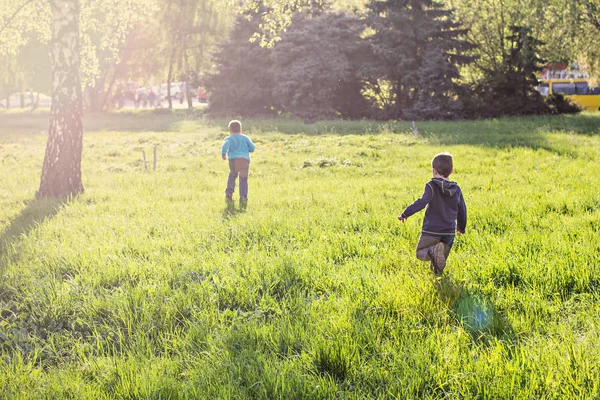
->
xmin=88 ymin=87 xmax=98 ymax=112
xmin=183 ymin=44 xmax=193 ymax=109
xmin=102 ymin=71 xmax=119 ymax=111
xmin=19 ymin=82 xmax=25 ymax=108
xmin=185 ymin=79 xmax=193 ymax=109
xmin=38 ymin=0 xmax=84 ymax=198
xmin=167 ymin=46 xmax=175 ymax=110
xmin=5 ymin=62 xmax=11 ymax=108
xmin=394 ymin=80 xmax=405 ymax=119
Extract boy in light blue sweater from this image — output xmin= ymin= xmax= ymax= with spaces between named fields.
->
xmin=222 ymin=120 xmax=255 ymax=208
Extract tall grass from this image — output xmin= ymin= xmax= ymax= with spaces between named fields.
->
xmin=1 ymin=111 xmax=599 ymax=398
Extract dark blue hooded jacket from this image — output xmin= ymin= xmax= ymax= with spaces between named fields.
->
xmin=401 ymin=178 xmax=467 ymax=236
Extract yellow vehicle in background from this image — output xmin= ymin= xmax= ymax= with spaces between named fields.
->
xmin=539 ymin=69 xmax=600 ymax=111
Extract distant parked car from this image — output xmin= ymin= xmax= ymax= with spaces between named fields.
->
xmin=159 ymin=82 xmax=186 ymax=99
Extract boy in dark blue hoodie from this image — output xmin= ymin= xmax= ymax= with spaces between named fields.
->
xmin=398 ymin=152 xmax=467 ymax=276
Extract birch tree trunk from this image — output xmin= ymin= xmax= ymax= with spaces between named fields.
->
xmin=183 ymin=44 xmax=193 ymax=109
xmin=37 ymin=0 xmax=84 ymax=198
xmin=167 ymin=46 xmax=176 ymax=110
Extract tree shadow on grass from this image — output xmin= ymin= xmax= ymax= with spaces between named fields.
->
xmin=5 ymin=108 xmax=598 ymax=140
xmin=419 ymin=113 xmax=600 ymax=156
xmin=434 ymin=275 xmax=515 ymax=344
xmin=4 ymin=110 xmax=597 ymax=156
xmin=0 ymin=109 xmax=205 ymax=135
xmin=209 ymin=112 xmax=600 ymax=134
xmin=205 ymin=113 xmax=600 ymax=159
xmin=0 ymin=198 xmax=66 ymax=265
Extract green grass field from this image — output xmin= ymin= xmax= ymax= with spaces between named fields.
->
xmin=1 ymin=110 xmax=600 ymax=399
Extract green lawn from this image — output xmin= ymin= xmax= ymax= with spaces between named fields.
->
xmin=1 ymin=110 xmax=600 ymax=399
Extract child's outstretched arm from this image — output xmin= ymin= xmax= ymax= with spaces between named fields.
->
xmin=221 ymin=138 xmax=230 ymax=160
xmin=247 ymin=137 xmax=256 ymax=153
xmin=457 ymin=191 xmax=467 ymax=234
xmin=398 ymin=183 xmax=433 ymax=222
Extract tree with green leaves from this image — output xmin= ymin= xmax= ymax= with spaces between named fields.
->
xmin=0 ymin=0 xmax=50 ymax=108
xmin=1 ymin=0 xmax=152 ymax=111
xmin=149 ymin=0 xmax=234 ymax=109
xmin=205 ymin=5 xmax=276 ymax=117
xmin=362 ymin=0 xmax=474 ymax=120
xmin=581 ymin=0 xmax=600 ymax=29
xmin=505 ymin=26 xmax=545 ymax=101
xmin=79 ymin=0 xmax=154 ymax=111
xmin=271 ymin=11 xmax=371 ymax=122
xmin=573 ymin=0 xmax=600 ymax=77
xmin=465 ymin=25 xmax=549 ymax=117
xmin=447 ymin=0 xmax=600 ymax=80
xmin=241 ymin=0 xmax=333 ymax=46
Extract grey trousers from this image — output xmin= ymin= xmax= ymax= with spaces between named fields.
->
xmin=415 ymin=234 xmax=454 ymax=261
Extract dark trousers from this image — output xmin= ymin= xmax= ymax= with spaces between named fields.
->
xmin=416 ymin=234 xmax=454 ymax=261
xmin=225 ymin=158 xmax=250 ymax=198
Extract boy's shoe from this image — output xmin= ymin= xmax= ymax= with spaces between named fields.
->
xmin=225 ymin=194 xmax=233 ymax=203
xmin=240 ymin=196 xmax=247 ymax=209
xmin=428 ymin=242 xmax=447 ymax=276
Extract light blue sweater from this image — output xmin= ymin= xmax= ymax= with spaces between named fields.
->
xmin=221 ymin=134 xmax=255 ymax=161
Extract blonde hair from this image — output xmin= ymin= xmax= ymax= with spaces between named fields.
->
xmin=228 ymin=120 xmax=242 ymax=133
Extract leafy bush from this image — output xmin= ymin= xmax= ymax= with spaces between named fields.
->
xmin=204 ymin=7 xmax=276 ymax=117
xmin=545 ymin=93 xmax=582 ymax=114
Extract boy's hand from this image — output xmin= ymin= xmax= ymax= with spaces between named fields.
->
xmin=456 ymin=230 xmax=464 ymax=236
xmin=398 ymin=215 xmax=407 ymax=223
xmin=222 ymin=154 xmax=227 ymax=160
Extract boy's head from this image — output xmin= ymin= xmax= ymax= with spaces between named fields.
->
xmin=431 ymin=152 xmax=453 ymax=178
xmin=228 ymin=120 xmax=242 ymax=134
